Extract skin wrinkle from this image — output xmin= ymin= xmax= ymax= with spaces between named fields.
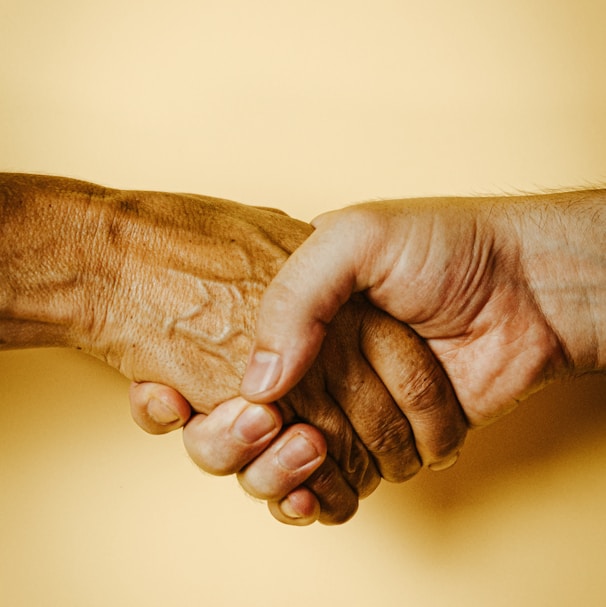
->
xmin=434 ymin=282 xmax=562 ymax=426
xmin=438 ymin=220 xmax=489 ymax=334
xmin=392 ymin=208 xmax=436 ymax=325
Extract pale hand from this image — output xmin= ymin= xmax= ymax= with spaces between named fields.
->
xmin=243 ymin=191 xmax=606 ymax=430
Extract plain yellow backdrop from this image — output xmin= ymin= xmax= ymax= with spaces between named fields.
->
xmin=1 ymin=1 xmax=605 ymax=605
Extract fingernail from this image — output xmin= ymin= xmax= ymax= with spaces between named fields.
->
xmin=280 ymin=496 xmax=303 ymax=519
xmin=428 ymin=452 xmax=460 ymax=471
xmin=240 ymin=350 xmax=282 ymax=396
xmin=277 ymin=433 xmax=320 ymax=471
xmin=148 ymin=398 xmax=180 ymax=425
xmin=232 ymin=405 xmax=277 ymax=444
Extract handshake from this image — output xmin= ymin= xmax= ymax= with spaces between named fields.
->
xmin=2 ymin=174 xmax=604 ymax=525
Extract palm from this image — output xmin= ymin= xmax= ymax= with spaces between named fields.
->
xmin=357 ymin=198 xmax=566 ymax=427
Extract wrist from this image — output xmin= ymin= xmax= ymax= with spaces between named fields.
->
xmin=502 ymin=190 xmax=606 ymax=375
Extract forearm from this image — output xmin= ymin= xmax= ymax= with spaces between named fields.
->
xmin=0 ymin=174 xmax=114 ymax=350
xmin=493 ymin=189 xmax=606 ymax=375
xmin=0 ymin=172 xmax=313 ymax=405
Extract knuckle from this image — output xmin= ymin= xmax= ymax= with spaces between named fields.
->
xmin=305 ymin=461 xmax=359 ymax=526
xmin=399 ymin=365 xmax=448 ymax=411
xmin=365 ymin=415 xmax=415 ymax=458
xmin=325 ymin=429 xmax=375 ymax=497
xmin=392 ymin=368 xmax=468 ymax=461
xmin=339 ymin=444 xmax=379 ymax=498
xmin=366 ymin=422 xmax=422 ymax=483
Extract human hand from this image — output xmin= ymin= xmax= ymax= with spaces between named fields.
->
xmin=129 ymin=384 xmax=327 ymax=524
xmin=240 ymin=191 xmax=606 ymax=431
xmin=130 ymin=288 xmax=467 ymax=524
xmin=3 ymin=176 xmax=463 ymax=524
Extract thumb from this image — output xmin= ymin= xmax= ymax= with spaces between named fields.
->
xmin=240 ymin=211 xmax=365 ymax=403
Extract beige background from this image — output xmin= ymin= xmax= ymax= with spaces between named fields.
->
xmin=1 ymin=1 xmax=605 ymax=605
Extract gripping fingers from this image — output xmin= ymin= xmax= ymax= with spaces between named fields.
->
xmin=361 ymin=310 xmax=468 ymax=472
xmin=178 ymin=399 xmax=328 ymax=526
xmin=238 ymin=425 xmax=359 ymax=526
xmin=305 ymin=456 xmax=360 ymax=525
xmin=237 ymin=423 xmax=326 ymax=499
xmin=237 ymin=424 xmax=360 ymax=525
xmin=182 ymin=397 xmax=283 ymax=476
xmin=318 ymin=301 xmax=422 ymax=483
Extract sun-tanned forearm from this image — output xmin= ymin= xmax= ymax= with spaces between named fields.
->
xmin=0 ymin=174 xmax=112 ymax=350
xmin=0 ymin=172 xmax=305 ymax=390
